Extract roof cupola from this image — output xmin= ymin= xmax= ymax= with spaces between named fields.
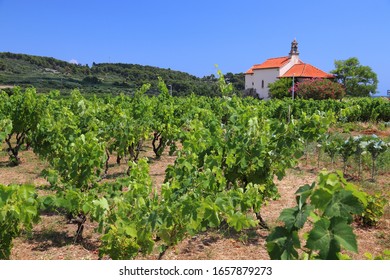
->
xmin=289 ymin=39 xmax=299 ymax=56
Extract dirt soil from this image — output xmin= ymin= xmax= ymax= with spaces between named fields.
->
xmin=1 ymin=142 xmax=389 ymax=260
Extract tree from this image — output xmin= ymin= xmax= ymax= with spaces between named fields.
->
xmin=331 ymin=57 xmax=378 ymax=97
xmin=268 ymin=78 xmax=293 ymax=99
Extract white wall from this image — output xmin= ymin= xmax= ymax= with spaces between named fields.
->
xmin=251 ymin=68 xmax=280 ymax=99
xmin=245 ymin=74 xmax=254 ymax=89
xmin=245 ymin=54 xmax=300 ymax=99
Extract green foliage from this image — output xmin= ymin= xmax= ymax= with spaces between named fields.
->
xmin=331 ymin=57 xmax=378 ymax=97
xmin=339 ymin=136 xmax=358 ymax=174
xmin=2 ymin=87 xmax=45 ymax=165
xmin=2 ymin=85 xmax=388 ymax=261
xmin=33 ymin=90 xmax=117 ymax=183
xmin=0 ymin=119 xmax=12 ymax=144
xmin=216 ymin=67 xmax=234 ymax=97
xmin=306 ymin=217 xmax=357 ymax=259
xmin=224 ymin=72 xmax=245 ymax=91
xmin=298 ymin=111 xmax=335 ymax=142
xmin=0 ymin=90 xmax=9 ymax=116
xmin=324 ymin=133 xmax=343 ymax=167
xmin=297 ymin=111 xmax=335 ymax=164
xmin=82 ymin=76 xmax=101 ymax=84
xmin=95 ymin=159 xmax=158 ymax=259
xmin=358 ymin=193 xmax=388 ymax=227
xmin=0 ymin=184 xmax=40 ymax=259
xmin=151 ymin=78 xmax=179 ymax=158
xmin=364 ymin=250 xmax=390 ymax=260
xmin=293 ymin=78 xmax=345 ymax=100
xmin=0 ymin=52 xmax=244 ymax=96
xmin=30 ymin=92 xmax=109 ymax=240
xmin=101 ymin=84 xmax=154 ymax=167
xmin=159 ymin=96 xmax=333 ymax=253
xmin=59 ymin=133 xmax=106 ymax=190
xmin=268 ymin=78 xmax=293 ymax=99
xmin=28 ymin=90 xmax=338 ymax=258
xmin=323 ymin=133 xmax=389 ymax=181
xmin=364 ymin=135 xmax=389 ymax=180
xmin=343 ymin=98 xmax=390 ymax=122
xmin=266 ymin=171 xmax=367 ymax=260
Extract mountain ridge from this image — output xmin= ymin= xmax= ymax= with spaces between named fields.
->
xmin=0 ymin=52 xmax=244 ymax=96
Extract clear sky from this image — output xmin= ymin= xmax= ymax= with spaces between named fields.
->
xmin=0 ymin=0 xmax=389 ymax=95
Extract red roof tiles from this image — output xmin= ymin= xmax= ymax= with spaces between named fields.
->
xmin=245 ymin=55 xmax=333 ymax=79
xmin=245 ymin=56 xmax=292 ymax=75
xmin=245 ymin=67 xmax=254 ymax=74
xmin=280 ymin=63 xmax=334 ymax=78
xmin=253 ymin=56 xmax=291 ymax=69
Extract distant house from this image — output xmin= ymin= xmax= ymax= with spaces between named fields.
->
xmin=245 ymin=40 xmax=334 ymax=99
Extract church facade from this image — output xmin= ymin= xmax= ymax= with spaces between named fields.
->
xmin=245 ymin=40 xmax=334 ymax=99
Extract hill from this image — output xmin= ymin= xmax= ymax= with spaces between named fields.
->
xmin=0 ymin=52 xmax=244 ymax=96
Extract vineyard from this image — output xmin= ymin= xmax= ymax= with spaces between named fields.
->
xmin=1 ymin=82 xmax=389 ymax=260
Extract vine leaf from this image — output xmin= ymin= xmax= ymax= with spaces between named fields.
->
xmin=266 ymin=226 xmax=300 ymax=260
xmin=310 ymin=188 xmax=333 ymax=211
xmin=226 ymin=212 xmax=256 ymax=231
xmin=323 ymin=190 xmax=364 ymax=220
xmin=306 ymin=217 xmax=357 ymax=259
xmin=295 ymin=183 xmax=315 ymax=208
xmin=279 ymin=204 xmax=314 ymax=231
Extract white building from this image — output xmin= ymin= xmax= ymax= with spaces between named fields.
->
xmin=245 ymin=40 xmax=334 ymax=99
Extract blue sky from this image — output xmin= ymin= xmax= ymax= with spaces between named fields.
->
xmin=0 ymin=0 xmax=389 ymax=95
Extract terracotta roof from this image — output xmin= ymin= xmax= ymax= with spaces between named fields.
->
xmin=252 ymin=56 xmax=291 ymax=69
xmin=245 ymin=56 xmax=292 ymax=75
xmin=245 ymin=67 xmax=254 ymax=75
xmin=280 ymin=63 xmax=334 ymax=78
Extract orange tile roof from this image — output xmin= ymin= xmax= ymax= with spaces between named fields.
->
xmin=245 ymin=67 xmax=254 ymax=75
xmin=245 ymin=56 xmax=291 ymax=75
xmin=280 ymin=63 xmax=334 ymax=78
xmin=253 ymin=56 xmax=291 ymax=69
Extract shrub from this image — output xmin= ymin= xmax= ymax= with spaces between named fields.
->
xmin=293 ymin=78 xmax=345 ymax=100
xmin=357 ymin=193 xmax=387 ymax=227
xmin=268 ymin=78 xmax=293 ymax=99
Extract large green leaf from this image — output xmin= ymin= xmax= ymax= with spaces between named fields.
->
xmin=332 ymin=218 xmax=358 ymax=253
xmin=279 ymin=203 xmax=314 ymax=231
xmin=124 ymin=224 xmax=138 ymax=238
xmin=310 ymin=188 xmax=333 ymax=211
xmin=266 ymin=226 xmax=300 ymax=260
xmin=295 ymin=183 xmax=315 ymax=208
xmin=306 ymin=217 xmax=357 ymax=259
xmin=202 ymin=201 xmax=220 ymax=227
xmin=306 ymin=218 xmax=332 ymax=259
xmin=344 ymin=183 xmax=368 ymax=207
xmin=0 ymin=187 xmax=13 ymax=206
xmin=324 ymin=190 xmax=364 ymax=220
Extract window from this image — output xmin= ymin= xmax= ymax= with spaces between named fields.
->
xmin=261 ymin=80 xmax=264 ymax=88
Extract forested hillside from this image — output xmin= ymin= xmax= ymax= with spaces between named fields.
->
xmin=0 ymin=52 xmax=244 ymax=96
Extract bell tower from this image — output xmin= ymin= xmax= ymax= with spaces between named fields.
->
xmin=289 ymin=39 xmax=299 ymax=64
xmin=289 ymin=39 xmax=299 ymax=56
